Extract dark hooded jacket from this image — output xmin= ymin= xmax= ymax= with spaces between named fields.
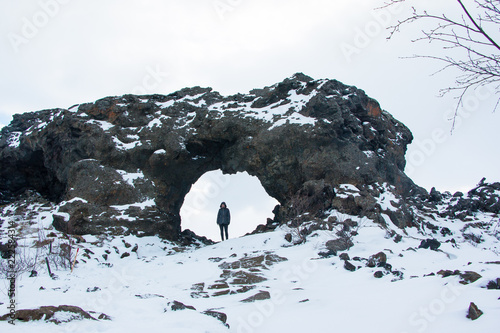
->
xmin=217 ymin=202 xmax=230 ymax=226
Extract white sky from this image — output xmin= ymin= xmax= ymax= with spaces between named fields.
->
xmin=1 ymin=0 xmax=499 ymax=238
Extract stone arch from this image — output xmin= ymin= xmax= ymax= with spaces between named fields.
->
xmin=0 ymin=74 xmax=423 ymax=240
xmin=145 ymin=124 xmax=318 ymax=238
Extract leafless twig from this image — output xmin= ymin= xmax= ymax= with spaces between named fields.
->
xmin=384 ymin=0 xmax=500 ymax=131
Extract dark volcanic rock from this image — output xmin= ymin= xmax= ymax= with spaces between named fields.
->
xmin=459 ymin=271 xmax=482 ymax=285
xmin=466 ymin=302 xmax=483 ymax=320
xmin=419 ymin=239 xmax=441 ymax=251
xmin=0 ymin=305 xmax=106 ymax=324
xmin=0 ymin=242 xmax=13 ymax=259
xmin=339 ymin=253 xmax=350 ymax=261
xmin=325 ymin=238 xmax=354 ymax=255
xmin=367 ymin=252 xmax=387 ymax=268
xmin=167 ymin=300 xmax=196 ymax=312
xmin=241 ymin=290 xmax=271 ymax=303
xmin=344 ymin=260 xmax=357 ymax=272
xmin=441 ymin=179 xmax=500 ymax=220
xmin=436 ymin=270 xmax=482 ymax=285
xmin=486 ymin=278 xmax=500 ymax=289
xmin=202 ymin=310 xmax=229 ymax=326
xmin=0 ymin=74 xmax=422 ymax=240
xmin=429 ymin=187 xmax=442 ymax=202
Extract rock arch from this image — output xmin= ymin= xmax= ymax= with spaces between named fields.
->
xmin=0 ymin=74 xmax=422 ymax=240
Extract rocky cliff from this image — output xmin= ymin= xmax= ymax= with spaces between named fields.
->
xmin=0 ymin=73 xmax=424 ymax=240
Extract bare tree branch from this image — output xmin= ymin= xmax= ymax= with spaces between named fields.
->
xmin=383 ymin=0 xmax=500 ymax=131
xmin=457 ymin=0 xmax=500 ymax=50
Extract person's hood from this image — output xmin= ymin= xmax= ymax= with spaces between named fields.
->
xmin=220 ymin=202 xmax=227 ymax=208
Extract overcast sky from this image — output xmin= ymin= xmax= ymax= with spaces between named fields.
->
xmin=1 ymin=0 xmax=498 ymax=238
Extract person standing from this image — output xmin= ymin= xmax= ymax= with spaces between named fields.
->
xmin=216 ymin=202 xmax=230 ymax=241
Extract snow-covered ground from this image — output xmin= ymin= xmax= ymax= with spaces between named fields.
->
xmin=0 ymin=198 xmax=499 ymax=333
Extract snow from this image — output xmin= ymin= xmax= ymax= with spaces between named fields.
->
xmin=126 ymin=134 xmax=140 ymax=141
xmin=67 ymin=105 xmax=79 ymax=112
xmin=1 ymin=194 xmax=499 ymax=333
xmin=374 ymin=183 xmax=400 ymax=212
xmin=146 ymin=117 xmax=168 ymax=129
xmin=53 ymin=212 xmax=70 ymax=222
xmin=64 ymin=84 xmax=331 ymax=144
xmin=363 ymin=150 xmax=375 ymax=158
xmin=7 ymin=132 xmax=22 ymax=148
xmin=116 ymin=170 xmax=145 ymax=187
xmin=110 ymin=199 xmax=156 ymax=221
xmin=110 ymin=199 xmax=156 ymax=211
xmin=87 ymin=120 xmax=114 ymax=131
xmin=339 ymin=184 xmax=359 ymax=192
xmin=2 ymin=80 xmax=500 ymax=332
xmin=112 ymin=136 xmax=142 ymax=150
xmin=156 ymin=93 xmax=206 ymax=110
xmin=147 ymin=118 xmax=162 ymax=129
xmin=156 ymin=100 xmax=175 ymax=109
xmin=207 ymin=89 xmax=318 ymax=130
xmin=174 ymin=112 xmax=197 ymax=130
xmin=267 ymin=112 xmax=316 ymax=130
xmin=34 ymin=122 xmax=47 ymax=130
xmin=335 ymin=184 xmax=361 ymax=199
xmin=66 ymin=197 xmax=88 ymax=204
xmin=49 ymin=311 xmax=85 ymax=324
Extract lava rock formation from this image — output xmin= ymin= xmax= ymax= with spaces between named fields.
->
xmin=0 ymin=73 xmax=423 ymax=240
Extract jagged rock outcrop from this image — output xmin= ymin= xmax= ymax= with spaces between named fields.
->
xmin=0 ymin=73 xmax=423 ymax=240
xmin=0 ymin=305 xmax=109 ymax=324
xmin=441 ymin=179 xmax=500 ymax=219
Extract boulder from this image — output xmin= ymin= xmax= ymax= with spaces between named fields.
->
xmin=0 ymin=305 xmax=108 ymax=324
xmin=392 ymin=270 xmax=404 ymax=279
xmin=218 ymin=253 xmax=287 ymax=270
xmin=325 ymin=238 xmax=354 ymax=255
xmin=208 ymin=282 xmax=229 ymax=290
xmin=486 ymin=278 xmax=500 ymax=290
xmin=318 ymin=249 xmax=337 ymax=259
xmin=0 ymin=242 xmax=13 ymax=259
xmin=437 ymin=270 xmax=459 ymax=278
xmin=440 ymin=227 xmax=452 ymax=237
xmin=202 ymin=310 xmax=229 ymax=327
xmin=227 ymin=271 xmax=267 ymax=285
xmin=241 ymin=291 xmax=271 ymax=303
xmin=367 ymin=252 xmax=387 ymax=268
xmin=466 ymin=302 xmax=483 ymax=320
xmin=167 ymin=301 xmax=196 ymax=311
xmin=436 ymin=270 xmax=482 ymax=285
xmin=419 ymin=239 xmax=441 ymax=251
xmin=339 ymin=253 xmax=350 ymax=261
xmin=460 ymin=271 xmax=482 ymax=285
xmin=344 ymin=260 xmax=357 ymax=272
xmin=429 ymin=187 xmax=442 ymax=202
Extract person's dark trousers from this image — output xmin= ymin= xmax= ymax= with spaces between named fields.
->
xmin=219 ymin=224 xmax=229 ymax=241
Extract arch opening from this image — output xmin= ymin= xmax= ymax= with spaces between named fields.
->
xmin=180 ymin=170 xmax=280 ymax=241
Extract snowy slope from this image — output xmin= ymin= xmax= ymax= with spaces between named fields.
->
xmin=1 ymin=195 xmax=499 ymax=333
